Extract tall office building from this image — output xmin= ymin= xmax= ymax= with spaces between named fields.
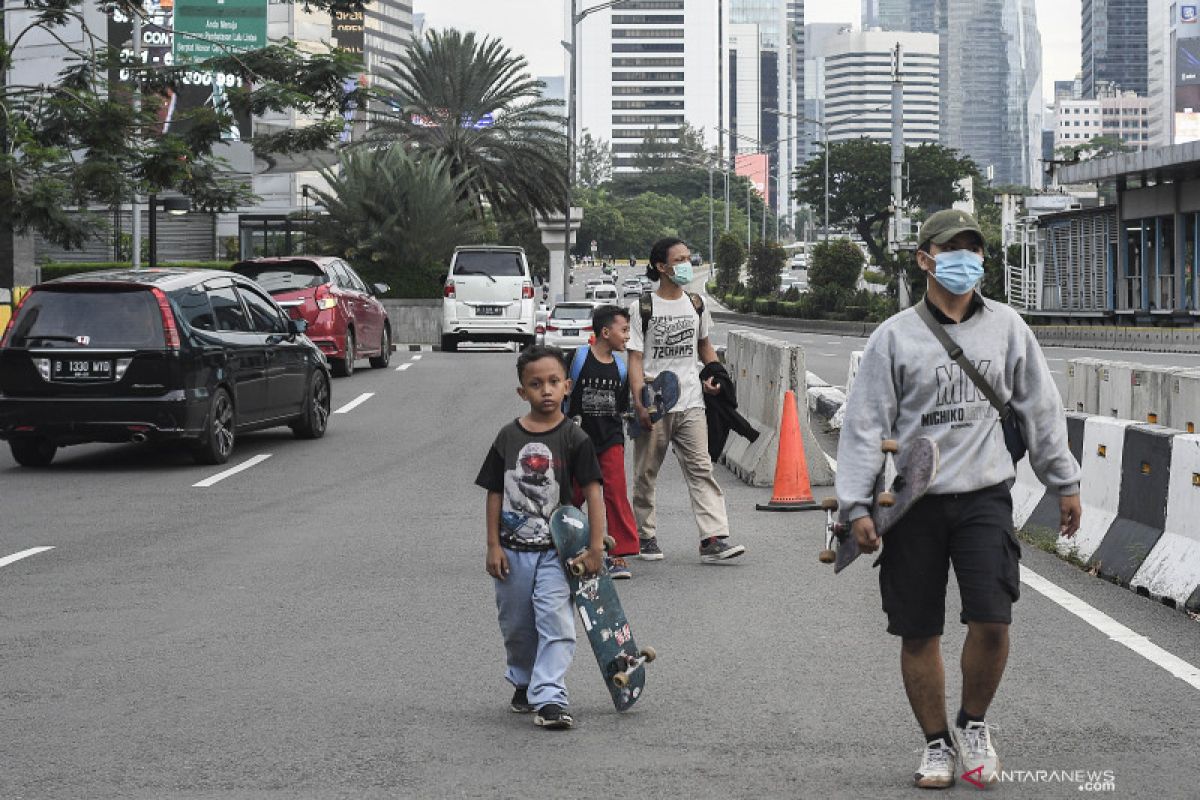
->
xmin=861 ymin=0 xmax=936 ymax=32
xmin=364 ymin=0 xmax=414 ymax=81
xmin=575 ymin=0 xmax=728 ymax=173
xmin=939 ymin=0 xmax=1043 ymax=187
xmin=1146 ymin=0 xmax=1170 ymax=147
xmin=787 ymin=1 xmax=804 ymax=211
xmin=823 ymin=30 xmax=940 ymax=146
xmin=1054 ymin=90 xmax=1152 ymax=152
xmin=729 ymin=1 xmax=790 ymax=218
xmin=801 ymin=22 xmax=852 ymax=162
xmin=1081 ymin=0 xmax=1148 ymax=97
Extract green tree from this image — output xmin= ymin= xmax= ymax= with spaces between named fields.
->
xmin=715 ymin=232 xmax=744 ymax=293
xmin=0 ymin=0 xmax=363 ymax=261
xmin=794 ymin=138 xmax=978 ymax=267
xmin=809 ymin=239 xmax=864 ymax=290
xmin=577 ymin=131 xmax=612 ymax=189
xmin=309 ymin=147 xmax=480 ymax=298
xmin=1054 ymin=134 xmax=1132 ymax=163
xmin=631 ymin=121 xmax=714 ymax=173
xmin=371 ymin=28 xmax=567 ymax=220
xmin=746 ymin=240 xmax=786 ymax=296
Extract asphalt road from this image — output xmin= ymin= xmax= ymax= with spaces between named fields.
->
xmin=3 ymin=282 xmax=1200 ymax=798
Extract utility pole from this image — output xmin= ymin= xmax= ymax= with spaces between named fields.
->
xmin=889 ymin=42 xmax=909 ymax=309
xmin=131 ymin=13 xmax=143 ymax=267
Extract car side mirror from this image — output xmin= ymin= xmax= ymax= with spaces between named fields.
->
xmin=287 ymin=318 xmax=308 ymax=336
xmin=373 ymin=283 xmax=390 ymax=296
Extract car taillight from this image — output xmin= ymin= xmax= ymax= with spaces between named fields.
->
xmin=150 ymin=288 xmax=180 ymax=350
xmin=582 ymin=325 xmax=593 ymax=331
xmin=0 ymin=290 xmax=32 ymax=348
xmin=536 ymin=323 xmax=546 ymax=334
xmin=547 ymin=325 xmax=558 ymax=332
xmin=522 ymin=282 xmax=533 ymax=299
xmin=315 ymin=284 xmax=338 ymax=310
xmin=444 ymin=281 xmax=456 ymax=299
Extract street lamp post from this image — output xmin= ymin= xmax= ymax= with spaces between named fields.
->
xmin=145 ymin=194 xmax=192 ymax=269
xmin=563 ymin=0 xmax=631 ymax=300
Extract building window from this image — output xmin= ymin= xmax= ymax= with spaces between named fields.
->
xmin=613 ymin=99 xmax=685 ymax=109
xmin=611 ymin=71 xmax=685 ymax=81
xmin=614 ymin=0 xmax=684 ymax=8
xmin=612 ymin=43 xmax=685 ymax=52
xmin=612 ymin=15 xmax=684 ymax=24
xmin=612 ymin=85 xmax=685 ymax=95
xmin=612 ymin=28 xmax=685 ymax=38
xmin=611 ymin=114 xmax=685 ymax=124
xmin=612 ymin=57 xmax=685 ymax=67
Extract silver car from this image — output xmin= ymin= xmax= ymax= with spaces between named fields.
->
xmin=541 ymin=302 xmax=597 ymax=349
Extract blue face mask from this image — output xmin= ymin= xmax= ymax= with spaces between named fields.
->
xmin=667 ymin=261 xmax=694 ymax=285
xmin=932 ymin=250 xmax=984 ymax=295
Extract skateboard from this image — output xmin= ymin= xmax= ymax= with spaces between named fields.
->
xmin=820 ymin=436 xmax=939 ymax=574
xmin=624 ymin=370 xmax=680 ymax=439
xmin=548 ymin=505 xmax=655 ymax=712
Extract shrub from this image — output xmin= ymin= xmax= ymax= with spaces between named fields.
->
xmin=863 ymin=268 xmax=888 ymax=285
xmin=782 ymin=285 xmax=800 ymax=301
xmin=746 ymin=240 xmax=786 ymax=296
xmin=810 ymin=239 xmax=864 ymax=290
xmin=715 ymin=232 xmax=744 ymax=293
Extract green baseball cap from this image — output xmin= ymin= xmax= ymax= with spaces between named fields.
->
xmin=918 ymin=209 xmax=983 ymax=247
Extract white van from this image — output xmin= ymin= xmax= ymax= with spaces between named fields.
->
xmin=441 ymin=246 xmax=536 ymax=352
xmin=590 ymin=284 xmax=620 ymax=304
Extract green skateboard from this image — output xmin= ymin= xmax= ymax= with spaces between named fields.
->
xmin=548 ymin=505 xmax=655 ymax=711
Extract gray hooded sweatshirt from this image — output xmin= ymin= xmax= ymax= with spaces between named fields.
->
xmin=835 ymin=295 xmax=1081 ymax=523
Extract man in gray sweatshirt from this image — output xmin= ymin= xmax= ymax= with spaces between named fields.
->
xmin=835 ymin=210 xmax=1081 ymax=790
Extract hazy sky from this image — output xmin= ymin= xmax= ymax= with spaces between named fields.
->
xmin=415 ymin=0 xmax=1082 ymax=103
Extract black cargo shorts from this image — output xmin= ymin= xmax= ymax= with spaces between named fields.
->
xmin=876 ymin=482 xmax=1021 ymax=639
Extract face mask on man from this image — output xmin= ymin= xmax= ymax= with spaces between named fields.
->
xmin=665 ymin=261 xmax=694 ymax=285
xmin=930 ymin=250 xmax=984 ymax=295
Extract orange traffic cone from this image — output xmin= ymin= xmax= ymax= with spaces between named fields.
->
xmin=756 ymin=389 xmax=821 ymax=512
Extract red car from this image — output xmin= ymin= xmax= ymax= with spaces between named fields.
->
xmin=232 ymin=257 xmax=392 ymax=376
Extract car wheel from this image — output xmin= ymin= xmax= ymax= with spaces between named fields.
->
xmin=193 ymin=388 xmax=235 ymax=465
xmin=369 ymin=326 xmax=391 ymax=368
xmin=291 ymin=370 xmax=331 ymax=440
xmin=440 ymin=334 xmax=458 ymax=353
xmin=333 ymin=331 xmax=356 ymax=377
xmin=10 ymin=437 xmax=57 ymax=467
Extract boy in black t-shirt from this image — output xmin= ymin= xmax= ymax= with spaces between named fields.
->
xmin=475 ymin=345 xmax=605 ymax=730
xmin=567 ymin=305 xmax=639 ymax=579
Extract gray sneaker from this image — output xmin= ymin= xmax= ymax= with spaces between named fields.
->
xmin=700 ymin=536 xmax=746 ymax=563
xmin=638 ymin=536 xmax=664 ymax=561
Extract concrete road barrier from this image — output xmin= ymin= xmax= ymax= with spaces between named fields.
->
xmin=1168 ymin=369 xmax=1200 ymax=434
xmin=722 ymin=330 xmax=834 ymax=488
xmin=1066 ymin=358 xmax=1103 ymax=414
xmin=1131 ymin=434 xmax=1200 ymax=612
xmin=1097 ymin=361 xmax=1136 ymax=419
xmin=380 ymin=299 xmax=442 ymax=346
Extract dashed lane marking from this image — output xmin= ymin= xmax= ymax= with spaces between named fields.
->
xmin=193 ymin=454 xmax=273 ymax=488
xmin=0 ymin=547 xmax=55 ymax=569
xmin=1021 ymin=566 xmax=1200 ymax=692
xmin=334 ymin=392 xmax=375 ymax=414
xmin=411 ymin=354 xmax=423 ymax=361
xmin=396 ymin=363 xmax=412 ymax=372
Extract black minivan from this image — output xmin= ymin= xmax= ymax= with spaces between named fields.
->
xmin=0 ymin=269 xmax=332 ymax=467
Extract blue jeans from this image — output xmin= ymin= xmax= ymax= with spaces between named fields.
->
xmin=493 ymin=548 xmax=576 ymax=709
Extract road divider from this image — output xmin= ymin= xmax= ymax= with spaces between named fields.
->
xmin=193 ymin=454 xmax=273 ymax=488
xmin=0 ymin=546 xmax=55 ymax=569
xmin=334 ymin=392 xmax=375 ymax=415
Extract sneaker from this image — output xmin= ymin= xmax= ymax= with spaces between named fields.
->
xmin=914 ymin=738 xmax=957 ymax=789
xmin=509 ymin=686 xmax=534 ymax=714
xmin=638 ymin=536 xmax=664 ymax=561
xmin=607 ymin=556 xmax=632 ymax=580
xmin=533 ymin=703 xmax=574 ymax=730
xmin=699 ymin=536 xmax=746 ymax=563
xmin=951 ymin=721 xmax=1000 ymax=786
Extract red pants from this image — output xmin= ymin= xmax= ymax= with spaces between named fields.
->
xmin=573 ymin=444 xmax=640 ymax=557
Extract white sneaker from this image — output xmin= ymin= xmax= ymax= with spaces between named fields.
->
xmin=952 ymin=721 xmax=1000 ymax=785
xmin=914 ymin=738 xmax=957 ymax=789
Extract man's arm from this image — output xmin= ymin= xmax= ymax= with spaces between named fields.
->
xmin=628 ymin=346 xmax=652 ymax=431
xmin=698 ymin=336 xmax=721 ymax=395
xmin=484 ymin=491 xmax=509 ymax=580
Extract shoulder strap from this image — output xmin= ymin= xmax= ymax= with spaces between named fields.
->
xmin=613 ymin=351 xmax=627 ymax=384
xmin=687 ymin=291 xmax=705 ymax=314
xmin=569 ymin=345 xmax=589 ymax=384
xmin=639 ymin=292 xmax=653 ymax=336
xmin=914 ymin=301 xmax=1009 ymax=418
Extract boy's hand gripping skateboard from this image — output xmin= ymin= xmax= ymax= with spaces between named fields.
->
xmin=820 ymin=437 xmax=939 ymax=573
xmin=624 ymin=370 xmax=680 ymax=439
xmin=548 ymin=505 xmax=656 ymax=711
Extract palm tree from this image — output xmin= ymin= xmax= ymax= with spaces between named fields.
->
xmin=308 ymin=146 xmax=480 ymax=297
xmin=371 ymin=28 xmax=567 ymax=221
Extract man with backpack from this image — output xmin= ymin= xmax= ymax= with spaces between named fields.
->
xmin=627 ymin=237 xmax=747 ymax=564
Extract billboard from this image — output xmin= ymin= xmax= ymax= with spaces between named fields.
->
xmin=735 ymin=153 xmax=769 ymax=200
xmin=173 ymin=0 xmax=267 ymax=63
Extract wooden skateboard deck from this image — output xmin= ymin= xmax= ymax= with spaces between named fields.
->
xmin=821 ymin=436 xmax=939 ymax=574
xmin=624 ymin=370 xmax=680 ymax=439
xmin=548 ymin=505 xmax=654 ymax=712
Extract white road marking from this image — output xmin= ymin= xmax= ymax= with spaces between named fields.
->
xmin=396 ymin=363 xmax=412 ymax=372
xmin=1020 ymin=565 xmax=1200 ymax=692
xmin=0 ymin=546 xmax=55 ymax=569
xmin=411 ymin=354 xmax=423 ymax=361
xmin=193 ymin=454 xmax=273 ymax=488
xmin=820 ymin=353 xmax=838 ymax=357
xmin=334 ymin=392 xmax=375 ymax=414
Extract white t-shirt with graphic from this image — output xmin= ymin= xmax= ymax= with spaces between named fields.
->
xmin=628 ymin=293 xmax=712 ymax=412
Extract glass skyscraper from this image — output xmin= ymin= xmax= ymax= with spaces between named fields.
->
xmin=1081 ymin=0 xmax=1148 ymax=97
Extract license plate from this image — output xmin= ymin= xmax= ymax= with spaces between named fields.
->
xmin=476 ymin=306 xmax=503 ymax=316
xmin=564 ymin=329 xmax=578 ymax=337
xmin=53 ymin=358 xmax=113 ymax=380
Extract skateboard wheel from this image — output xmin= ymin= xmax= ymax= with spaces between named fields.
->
xmin=881 ymin=439 xmax=899 ymax=454
xmin=640 ymin=646 xmax=657 ymax=663
xmin=612 ymin=672 xmax=630 ymax=689
xmin=821 ymin=497 xmax=838 ymax=511
xmin=818 ymin=549 xmax=836 ymax=564
xmin=878 ymin=491 xmax=896 ymax=507
xmin=569 ymin=561 xmax=586 ymax=577
xmin=603 ymin=535 xmax=616 ymax=552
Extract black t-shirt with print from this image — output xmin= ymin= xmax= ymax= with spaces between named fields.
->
xmin=567 ymin=349 xmax=628 ymax=454
xmin=475 ymin=417 xmax=602 ymax=551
